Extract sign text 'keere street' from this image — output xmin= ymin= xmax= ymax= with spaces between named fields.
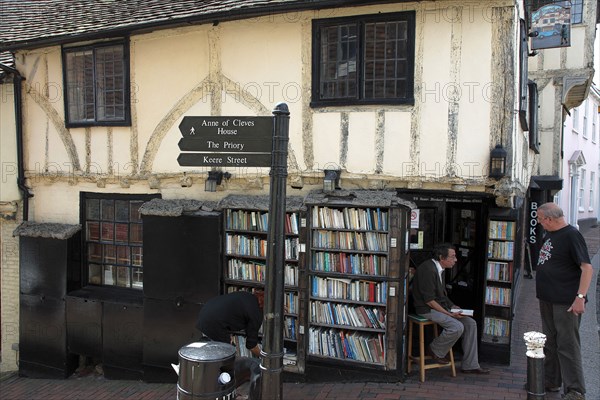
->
xmin=177 ymin=116 xmax=273 ymax=167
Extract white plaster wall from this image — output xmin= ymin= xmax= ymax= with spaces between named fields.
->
xmin=312 ymin=112 xmax=341 ymax=170
xmin=133 ymin=28 xmax=211 ymax=174
xmin=346 ymin=112 xmax=377 ymax=174
xmin=0 ymin=82 xmax=19 ymax=201
xmin=382 ymin=111 xmax=412 ymax=176
xmin=419 ymin=11 xmax=452 ymax=176
xmin=455 ymin=5 xmax=493 ymax=179
xmin=15 ymin=1 xmax=519 ymax=222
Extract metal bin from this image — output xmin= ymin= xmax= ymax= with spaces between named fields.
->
xmin=177 ymin=341 xmax=237 ymax=400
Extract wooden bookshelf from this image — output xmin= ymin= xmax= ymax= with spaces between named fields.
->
xmin=304 ymin=191 xmax=411 ymax=373
xmin=482 ymin=215 xmax=517 ymax=352
xmin=220 ymin=195 xmax=306 ymax=374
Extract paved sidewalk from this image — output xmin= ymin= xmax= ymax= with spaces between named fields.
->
xmin=1 ymin=226 xmax=598 ymax=400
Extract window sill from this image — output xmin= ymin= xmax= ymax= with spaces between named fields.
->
xmin=67 ymin=285 xmax=143 ymax=305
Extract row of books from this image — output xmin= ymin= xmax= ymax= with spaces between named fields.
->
xmin=225 ymin=285 xmax=298 ymax=315
xmin=310 ymin=276 xmax=387 ymax=304
xmin=311 ymin=252 xmax=388 ymax=276
xmin=310 ymin=300 xmax=386 ymax=330
xmin=483 ymin=317 xmax=510 ymax=338
xmin=225 ymin=209 xmax=299 ymax=235
xmin=284 ymin=292 xmax=299 ymax=315
xmin=308 ymin=327 xmax=385 ymax=364
xmin=226 ymin=234 xmax=299 ymax=260
xmin=312 ymin=206 xmax=389 ymax=231
xmin=227 ymin=259 xmax=299 ymax=286
xmin=487 ymin=240 xmax=514 ymax=260
xmin=486 ymin=261 xmax=513 ymax=282
xmin=312 ymin=230 xmax=388 ymax=252
xmin=488 ymin=220 xmax=516 ymax=240
xmin=284 ymin=316 xmax=298 ymax=340
xmin=485 ymin=286 xmax=511 ymax=306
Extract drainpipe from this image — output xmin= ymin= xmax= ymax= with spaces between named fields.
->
xmin=0 ymin=62 xmax=33 ymax=220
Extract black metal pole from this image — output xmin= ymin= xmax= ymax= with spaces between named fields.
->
xmin=260 ymin=102 xmax=289 ymax=400
xmin=524 ymin=331 xmax=546 ymax=400
xmin=526 ymin=356 xmax=546 ymax=399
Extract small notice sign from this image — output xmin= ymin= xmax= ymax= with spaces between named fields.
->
xmin=177 ymin=116 xmax=273 ymax=167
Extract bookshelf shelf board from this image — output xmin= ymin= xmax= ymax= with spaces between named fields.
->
xmin=225 ymin=228 xmax=299 ymax=237
xmin=224 ymin=279 xmax=264 ymax=288
xmin=223 ymin=278 xmax=300 ymax=291
xmin=310 ymin=247 xmax=388 ymax=256
xmin=484 ymin=303 xmax=511 ymax=308
xmin=307 ymin=354 xmax=385 ymax=368
xmin=225 ymin=253 xmax=298 ymax=263
xmin=309 ymin=322 xmax=386 ymax=333
xmin=488 ymin=258 xmax=513 ymax=262
xmin=311 ymin=227 xmax=389 ymax=234
xmin=486 ymin=279 xmax=511 ymax=284
xmin=308 ymin=271 xmax=388 ymax=281
xmin=309 ymin=296 xmax=386 ymax=307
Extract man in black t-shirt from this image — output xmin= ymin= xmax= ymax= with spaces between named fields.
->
xmin=536 ymin=203 xmax=592 ymax=400
xmin=196 ymin=290 xmax=264 ymax=357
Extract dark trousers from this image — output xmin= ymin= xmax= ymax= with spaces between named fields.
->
xmin=539 ymin=300 xmax=585 ymax=394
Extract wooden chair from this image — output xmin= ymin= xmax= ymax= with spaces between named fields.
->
xmin=407 ymin=314 xmax=456 ymax=382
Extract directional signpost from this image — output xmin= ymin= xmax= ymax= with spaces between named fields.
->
xmin=177 ymin=116 xmax=273 ymax=167
xmin=178 ymin=107 xmax=289 ymax=400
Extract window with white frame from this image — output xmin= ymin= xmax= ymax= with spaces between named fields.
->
xmin=582 ymin=100 xmax=588 ymax=139
xmin=592 ymin=103 xmax=597 ymax=143
xmin=572 ymin=107 xmax=579 ymax=132
xmin=589 ymin=171 xmax=595 ymax=211
xmin=578 ymin=168 xmax=586 ymax=211
xmin=63 ymin=40 xmax=130 ymax=127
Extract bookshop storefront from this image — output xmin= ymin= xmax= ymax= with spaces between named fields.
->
xmin=398 ymin=189 xmax=525 ymax=364
xmin=15 ymin=189 xmax=525 ymax=383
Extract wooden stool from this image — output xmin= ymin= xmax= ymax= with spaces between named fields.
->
xmin=407 ymin=314 xmax=456 ymax=382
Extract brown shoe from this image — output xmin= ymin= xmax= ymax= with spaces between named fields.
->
xmin=461 ymin=367 xmax=490 ymax=374
xmin=426 ymin=345 xmax=449 ymax=364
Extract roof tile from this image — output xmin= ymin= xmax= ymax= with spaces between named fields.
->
xmin=0 ymin=0 xmax=312 ymax=50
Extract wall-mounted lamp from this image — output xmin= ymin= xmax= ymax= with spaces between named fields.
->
xmin=489 ymin=144 xmax=507 ymax=179
xmin=205 ymin=171 xmax=231 ymax=192
xmin=323 ymin=169 xmax=341 ymax=192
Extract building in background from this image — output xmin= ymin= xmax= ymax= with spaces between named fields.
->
xmin=526 ymin=0 xmax=598 ymax=258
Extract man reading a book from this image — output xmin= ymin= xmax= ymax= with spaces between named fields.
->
xmin=411 ymin=243 xmax=490 ymax=374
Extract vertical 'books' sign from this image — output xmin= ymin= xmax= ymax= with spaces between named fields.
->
xmin=177 ymin=116 xmax=273 ymax=167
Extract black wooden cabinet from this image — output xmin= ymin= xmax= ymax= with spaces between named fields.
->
xmin=17 ymin=229 xmax=81 ymax=379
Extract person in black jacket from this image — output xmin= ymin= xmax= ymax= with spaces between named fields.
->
xmin=196 ymin=290 xmax=264 ymax=357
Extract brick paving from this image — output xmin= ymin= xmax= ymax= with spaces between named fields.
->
xmin=0 ymin=226 xmax=597 ymax=400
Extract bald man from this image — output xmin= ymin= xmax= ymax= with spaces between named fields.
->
xmin=536 ymin=202 xmax=592 ymax=400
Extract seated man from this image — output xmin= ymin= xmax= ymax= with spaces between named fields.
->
xmin=411 ymin=243 xmax=490 ymax=374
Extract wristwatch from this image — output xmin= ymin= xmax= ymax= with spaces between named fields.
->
xmin=576 ymin=293 xmax=586 ymax=300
